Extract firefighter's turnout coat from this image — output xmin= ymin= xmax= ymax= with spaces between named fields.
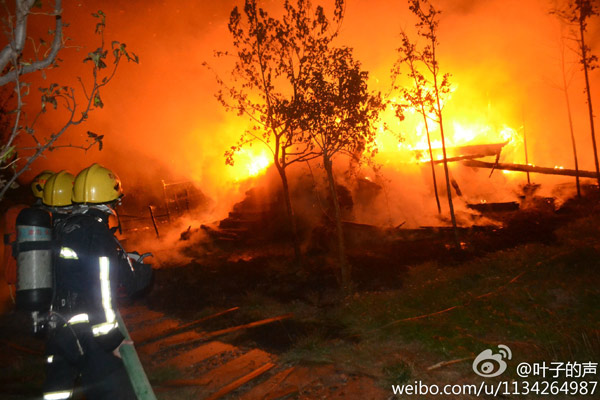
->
xmin=43 ymin=208 xmax=138 ymax=400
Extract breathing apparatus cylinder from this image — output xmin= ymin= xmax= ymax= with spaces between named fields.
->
xmin=15 ymin=207 xmax=53 ymax=313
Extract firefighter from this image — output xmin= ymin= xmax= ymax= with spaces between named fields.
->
xmin=13 ymin=171 xmax=75 ymax=331
xmin=43 ymin=163 xmax=149 ymax=400
xmin=1 ymin=170 xmax=53 ymax=311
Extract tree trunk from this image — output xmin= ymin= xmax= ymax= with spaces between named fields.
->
xmin=323 ymin=154 xmax=350 ymax=292
xmin=275 ymin=161 xmax=302 ymax=264
xmin=422 ymin=112 xmax=442 ymax=214
xmin=428 ymin=18 xmax=459 ymax=248
xmin=432 ymin=70 xmax=459 ymax=246
xmin=523 ymin=123 xmax=531 ymax=185
xmin=580 ymin=14 xmax=600 ymax=188
xmin=561 ymin=43 xmax=581 ymax=197
xmin=438 ymin=116 xmax=459 ymax=247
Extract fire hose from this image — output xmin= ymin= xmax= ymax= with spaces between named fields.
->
xmin=116 ymin=310 xmax=157 ymax=400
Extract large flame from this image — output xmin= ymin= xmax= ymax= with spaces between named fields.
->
xmin=231 ymin=148 xmax=272 ymax=180
xmin=13 ymin=0 xmax=599 ymax=226
xmin=372 ymin=96 xmax=523 ymax=168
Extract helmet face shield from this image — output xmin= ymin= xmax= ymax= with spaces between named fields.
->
xmin=72 ymin=163 xmax=123 ymax=204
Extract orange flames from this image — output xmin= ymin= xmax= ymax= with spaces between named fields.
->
xmin=229 ymin=148 xmax=272 ymax=180
xmin=12 ymin=0 xmax=598 ymax=227
xmin=369 ymin=98 xmax=523 ymax=169
xmin=227 ymin=84 xmax=526 ymax=182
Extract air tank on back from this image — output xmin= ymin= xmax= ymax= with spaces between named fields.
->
xmin=15 ymin=207 xmax=53 ymax=312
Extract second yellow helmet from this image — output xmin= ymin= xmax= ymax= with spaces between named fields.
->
xmin=72 ymin=163 xmax=123 ymax=204
xmin=43 ymin=171 xmax=75 ymax=207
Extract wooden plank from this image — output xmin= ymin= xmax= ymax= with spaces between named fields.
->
xmin=197 ymin=349 xmax=272 ymax=393
xmin=467 ymin=201 xmax=519 ymax=213
xmin=239 ymin=366 xmax=334 ymax=400
xmin=252 ymin=366 xmax=324 ymax=400
xmin=139 ymin=331 xmax=204 ymax=355
xmin=238 ymin=367 xmax=296 ymax=400
xmin=137 ymin=307 xmax=239 ymax=346
xmin=204 ymin=362 xmax=276 ymax=400
xmin=129 ymin=319 xmax=181 ymax=343
xmin=202 ymin=313 xmax=293 ymax=339
xmin=414 ymin=141 xmax=507 ymax=161
xmin=159 ymin=341 xmax=235 ymax=368
xmin=463 ymin=160 xmax=598 ymax=178
xmin=156 ymin=313 xmax=293 ymax=351
xmin=429 ymin=152 xmax=500 ymax=165
xmin=164 ymin=307 xmax=239 ymax=333
xmin=159 ymin=349 xmax=272 ymax=389
xmin=188 ymin=314 xmax=293 ymax=348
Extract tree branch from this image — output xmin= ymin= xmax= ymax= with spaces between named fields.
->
xmin=0 ymin=0 xmax=63 ymax=87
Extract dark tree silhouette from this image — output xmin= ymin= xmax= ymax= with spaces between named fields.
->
xmin=297 ymin=47 xmax=383 ymax=291
xmin=392 ymin=30 xmax=442 ymax=214
xmin=397 ymin=0 xmax=458 ymax=246
xmin=557 ymin=28 xmax=582 ymax=197
xmin=210 ymin=0 xmax=344 ymax=263
xmin=552 ymin=0 xmax=599 ymax=187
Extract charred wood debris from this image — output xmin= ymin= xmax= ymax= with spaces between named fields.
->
xmin=194 ymin=141 xmax=594 ymax=250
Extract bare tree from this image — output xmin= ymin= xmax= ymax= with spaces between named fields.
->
xmin=0 ymin=1 xmax=138 ymax=199
xmin=558 ymin=27 xmax=582 ymax=197
xmin=552 ymin=0 xmax=599 ymax=187
xmin=392 ymin=30 xmax=442 ymax=214
xmin=298 ymin=47 xmax=383 ymax=291
xmin=209 ymin=0 xmax=344 ymax=263
xmin=0 ymin=0 xmax=63 ymax=87
xmin=402 ymin=0 xmax=458 ymax=246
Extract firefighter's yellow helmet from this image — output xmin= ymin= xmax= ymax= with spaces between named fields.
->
xmin=42 ymin=171 xmax=75 ymax=207
xmin=72 ymin=163 xmax=123 ymax=204
xmin=31 ymin=170 xmax=54 ymax=199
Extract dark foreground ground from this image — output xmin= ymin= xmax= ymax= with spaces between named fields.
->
xmin=1 ymin=187 xmax=600 ymax=399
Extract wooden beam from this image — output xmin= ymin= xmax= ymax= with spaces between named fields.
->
xmin=157 ymin=341 xmax=235 ymax=368
xmin=190 ymin=313 xmax=293 ymax=345
xmin=415 ymin=141 xmax=508 ymax=162
xmin=427 ymin=153 xmax=499 ymax=165
xmin=238 ymin=367 xmax=296 ymax=400
xmin=157 ymin=349 xmax=272 ymax=388
xmin=159 ymin=313 xmax=294 ymax=351
xmin=204 ymin=362 xmax=276 ymax=400
xmin=462 ymin=160 xmax=598 ymax=179
xmin=136 ymin=307 xmax=239 ymax=346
